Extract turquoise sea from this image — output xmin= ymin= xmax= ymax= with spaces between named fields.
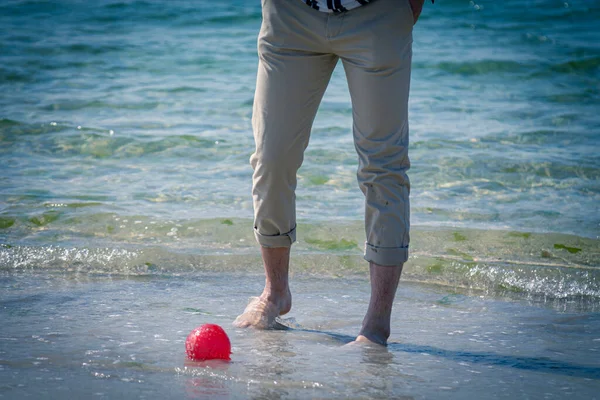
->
xmin=1 ymin=0 xmax=599 ymax=398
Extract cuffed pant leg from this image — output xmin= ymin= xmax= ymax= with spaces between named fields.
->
xmin=335 ymin=0 xmax=414 ymax=265
xmin=251 ymin=0 xmax=338 ymax=248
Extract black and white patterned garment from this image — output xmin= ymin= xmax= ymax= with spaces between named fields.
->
xmin=302 ymin=0 xmax=373 ymax=13
xmin=302 ymin=0 xmax=434 ymax=13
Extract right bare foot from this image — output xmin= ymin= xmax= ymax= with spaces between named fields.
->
xmin=232 ymin=290 xmax=291 ymax=329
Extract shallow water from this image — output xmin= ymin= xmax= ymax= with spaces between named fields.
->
xmin=1 ymin=272 xmax=599 ymax=399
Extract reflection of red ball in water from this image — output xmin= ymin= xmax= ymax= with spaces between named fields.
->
xmin=185 ymin=324 xmax=231 ymax=361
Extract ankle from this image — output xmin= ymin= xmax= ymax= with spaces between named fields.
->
xmin=260 ymin=285 xmax=292 ymax=303
xmin=358 ymin=323 xmax=390 ymax=345
xmin=360 ymin=312 xmax=391 ymax=341
xmin=261 ymin=288 xmax=287 ymax=302
xmin=262 ymin=280 xmax=289 ymax=296
xmin=260 ymin=285 xmax=291 ymax=310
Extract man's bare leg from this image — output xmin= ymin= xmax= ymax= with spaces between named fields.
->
xmin=354 ymin=262 xmax=403 ymax=345
xmin=233 ymin=246 xmax=292 ymax=329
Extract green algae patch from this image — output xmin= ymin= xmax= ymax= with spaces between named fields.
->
xmin=29 ymin=211 xmax=60 ymax=227
xmin=508 ymin=231 xmax=531 ymax=239
xmin=509 ymin=231 xmax=532 ymax=239
xmin=452 ymin=232 xmax=467 ymax=242
xmin=0 ymin=217 xmax=15 ymax=229
xmin=305 ymin=238 xmax=358 ymax=251
xmin=426 ymin=262 xmax=444 ymax=274
xmin=553 ymin=243 xmax=582 ymax=254
xmin=446 ymin=248 xmax=474 ymax=261
xmin=308 ymin=175 xmax=329 ymax=185
xmin=339 ymin=255 xmax=353 ymax=268
xmin=221 ymin=219 xmax=233 ymax=226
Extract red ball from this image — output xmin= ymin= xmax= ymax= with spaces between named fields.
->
xmin=185 ymin=324 xmax=231 ymax=361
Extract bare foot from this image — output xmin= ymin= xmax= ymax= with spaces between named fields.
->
xmin=349 ymin=334 xmax=387 ymax=346
xmin=234 ymin=246 xmax=292 ymax=329
xmin=233 ymin=291 xmax=291 ymax=329
xmin=348 ymin=262 xmax=403 ymax=346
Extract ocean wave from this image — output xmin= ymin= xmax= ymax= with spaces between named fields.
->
xmin=427 ymin=56 xmax=600 ymax=80
xmin=433 ymin=60 xmax=528 ymax=76
xmin=1 ymin=221 xmax=598 ymax=299
xmin=1 ymin=242 xmax=598 ymax=301
xmin=0 ymin=120 xmax=239 ymax=159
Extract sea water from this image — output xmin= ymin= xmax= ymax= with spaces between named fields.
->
xmin=1 ymin=0 xmax=599 ymax=398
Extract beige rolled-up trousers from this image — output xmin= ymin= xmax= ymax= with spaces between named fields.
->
xmin=250 ymin=0 xmax=413 ymax=266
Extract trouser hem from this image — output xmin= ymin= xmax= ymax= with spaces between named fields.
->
xmin=254 ymin=226 xmax=296 ymax=248
xmin=364 ymin=242 xmax=408 ymax=266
